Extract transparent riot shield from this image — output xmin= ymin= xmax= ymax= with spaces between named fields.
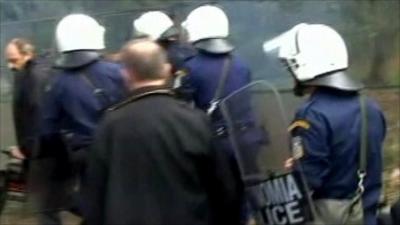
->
xmin=219 ymin=80 xmax=315 ymax=225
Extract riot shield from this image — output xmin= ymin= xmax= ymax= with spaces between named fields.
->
xmin=219 ymin=80 xmax=315 ymax=225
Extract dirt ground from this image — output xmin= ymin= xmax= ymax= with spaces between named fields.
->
xmin=0 ymin=200 xmax=81 ymax=225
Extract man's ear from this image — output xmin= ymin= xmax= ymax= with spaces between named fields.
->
xmin=23 ymin=53 xmax=33 ymax=62
xmin=163 ymin=63 xmax=172 ymax=77
xmin=122 ymin=68 xmax=134 ymax=90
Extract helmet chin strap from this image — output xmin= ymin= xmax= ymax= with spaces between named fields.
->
xmin=293 ymin=81 xmax=317 ymax=97
xmin=294 ymin=83 xmax=306 ymax=97
xmin=289 ymin=68 xmax=307 ymax=97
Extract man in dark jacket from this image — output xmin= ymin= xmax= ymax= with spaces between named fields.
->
xmin=5 ymin=38 xmax=50 ymax=161
xmin=5 ymin=38 xmax=60 ymax=225
xmin=83 ymin=40 xmax=241 ymax=225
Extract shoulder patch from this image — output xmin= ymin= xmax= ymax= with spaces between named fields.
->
xmin=288 ymin=119 xmax=310 ymax=132
xmin=174 ymin=69 xmax=188 ymax=77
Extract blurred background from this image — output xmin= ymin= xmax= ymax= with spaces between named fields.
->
xmin=0 ymin=0 xmax=399 ymax=223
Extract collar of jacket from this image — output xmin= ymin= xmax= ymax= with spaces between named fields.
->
xmin=310 ymin=86 xmax=359 ymax=101
xmin=194 ymin=38 xmax=235 ymax=54
xmin=108 ymin=85 xmax=173 ymax=111
xmin=54 ymin=50 xmax=101 ymax=69
xmin=24 ymin=59 xmax=35 ymax=70
xmin=14 ymin=59 xmax=36 ymax=77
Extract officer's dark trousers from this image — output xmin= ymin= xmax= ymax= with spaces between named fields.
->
xmin=67 ymin=148 xmax=89 ymax=225
xmin=29 ymin=158 xmax=74 ymax=225
xmin=392 ymin=200 xmax=400 ymax=224
xmin=212 ymin=135 xmax=250 ymax=224
xmin=212 ymin=124 xmax=267 ymax=224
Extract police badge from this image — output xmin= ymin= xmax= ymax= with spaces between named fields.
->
xmin=292 ymin=136 xmax=304 ymax=160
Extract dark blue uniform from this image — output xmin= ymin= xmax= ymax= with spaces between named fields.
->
xmin=163 ymin=41 xmax=196 ymax=73
xmin=40 ymin=60 xmax=125 ymax=153
xmin=181 ymin=52 xmax=252 ymax=123
xmin=35 ymin=59 xmax=125 ymax=224
xmin=181 ymin=51 xmax=262 ymax=165
xmin=290 ymin=87 xmax=386 ymax=225
xmin=181 ymin=51 xmax=257 ymax=223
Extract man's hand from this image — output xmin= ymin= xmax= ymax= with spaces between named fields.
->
xmin=284 ymin=157 xmax=294 ymax=170
xmin=8 ymin=146 xmax=26 ymax=160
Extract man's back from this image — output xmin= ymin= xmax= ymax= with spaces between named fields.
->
xmin=182 ymin=52 xmax=251 ymax=113
xmin=84 ymin=87 xmax=241 ymax=225
xmin=40 ymin=60 xmax=125 ymax=151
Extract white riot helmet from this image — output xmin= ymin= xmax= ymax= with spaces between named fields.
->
xmin=263 ymin=23 xmax=363 ymax=92
xmin=56 ymin=14 xmax=105 ymax=52
xmin=182 ymin=5 xmax=233 ymax=54
xmin=133 ymin=11 xmax=175 ymax=41
xmin=55 ymin=14 xmax=105 ymax=69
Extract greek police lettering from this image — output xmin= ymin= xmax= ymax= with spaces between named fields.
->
xmin=262 ymin=173 xmax=306 ymax=225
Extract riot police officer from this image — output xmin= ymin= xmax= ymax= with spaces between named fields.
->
xmin=180 ymin=5 xmax=258 ymax=224
xmin=180 ymin=5 xmax=256 ymax=143
xmin=133 ymin=11 xmax=195 ymax=88
xmin=264 ymin=23 xmax=386 ymax=225
xmin=39 ymin=14 xmax=126 ymax=223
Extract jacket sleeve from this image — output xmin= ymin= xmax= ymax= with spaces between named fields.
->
xmin=30 ymin=63 xmax=51 ymax=109
xmin=290 ymin=109 xmax=331 ymax=191
xmin=82 ymin=117 xmax=111 ymax=225
xmin=19 ymin=64 xmax=51 ymax=155
xmin=211 ymin=144 xmax=243 ymax=224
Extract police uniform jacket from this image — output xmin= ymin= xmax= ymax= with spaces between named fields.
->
xmin=83 ymin=85 xmax=242 ymax=225
xmin=180 ymin=51 xmax=252 ymax=126
xmin=290 ymin=87 xmax=386 ymax=225
xmin=39 ymin=60 xmax=125 ymax=155
xmin=162 ymin=41 xmax=195 ymax=73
